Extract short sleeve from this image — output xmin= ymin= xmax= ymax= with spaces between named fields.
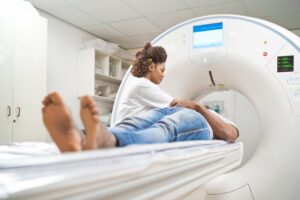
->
xmin=138 ymin=84 xmax=173 ymax=108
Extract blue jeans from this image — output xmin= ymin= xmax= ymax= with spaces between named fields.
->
xmin=108 ymin=107 xmax=211 ymax=147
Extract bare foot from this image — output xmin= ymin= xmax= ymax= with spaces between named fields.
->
xmin=42 ymin=92 xmax=82 ymax=152
xmin=80 ymin=96 xmax=116 ymax=149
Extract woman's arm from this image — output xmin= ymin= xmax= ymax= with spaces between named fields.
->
xmin=171 ymin=100 xmax=239 ymax=142
xmin=169 ymin=99 xmax=180 ymax=106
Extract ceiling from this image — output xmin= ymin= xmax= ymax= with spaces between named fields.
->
xmin=27 ymin=0 xmax=300 ymax=49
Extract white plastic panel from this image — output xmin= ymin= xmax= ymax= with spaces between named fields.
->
xmin=206 ymin=184 xmax=253 ymax=200
xmin=266 ymin=44 xmax=300 ymax=116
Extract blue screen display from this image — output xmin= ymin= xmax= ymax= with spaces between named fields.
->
xmin=193 ymin=22 xmax=223 ymax=48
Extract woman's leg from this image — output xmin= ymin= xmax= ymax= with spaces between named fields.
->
xmin=166 ymin=108 xmax=211 ymax=142
xmin=111 ymin=109 xmax=165 ymax=132
xmin=108 ymin=108 xmax=168 ymax=146
xmin=110 ymin=107 xmax=211 ymax=147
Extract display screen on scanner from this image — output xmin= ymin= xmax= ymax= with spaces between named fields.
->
xmin=193 ymin=22 xmax=223 ymax=48
xmin=277 ymin=55 xmax=294 ymax=72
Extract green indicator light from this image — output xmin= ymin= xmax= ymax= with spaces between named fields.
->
xmin=280 ymin=57 xmax=289 ymax=61
xmin=281 ymin=61 xmax=290 ymax=64
xmin=282 ymin=64 xmax=292 ymax=68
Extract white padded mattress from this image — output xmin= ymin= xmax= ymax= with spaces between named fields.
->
xmin=0 ymin=140 xmax=243 ymax=200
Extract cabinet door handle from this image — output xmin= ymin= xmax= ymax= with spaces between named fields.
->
xmin=16 ymin=107 xmax=21 ymax=117
xmin=7 ymin=106 xmax=11 ymax=117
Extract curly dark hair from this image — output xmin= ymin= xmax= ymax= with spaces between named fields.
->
xmin=131 ymin=42 xmax=167 ymax=77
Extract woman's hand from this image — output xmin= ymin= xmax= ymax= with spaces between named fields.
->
xmin=170 ymin=99 xmax=198 ymax=110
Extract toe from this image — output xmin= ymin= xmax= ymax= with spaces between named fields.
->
xmin=80 ymin=96 xmax=91 ymax=107
xmin=42 ymin=97 xmax=50 ymax=106
xmin=50 ymin=92 xmax=64 ymax=105
xmin=91 ymin=107 xmax=99 ymax=115
xmin=92 ymin=114 xmax=99 ymax=123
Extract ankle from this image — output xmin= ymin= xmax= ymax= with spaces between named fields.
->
xmin=78 ymin=128 xmax=87 ymax=147
xmin=100 ymin=131 xmax=117 ymax=148
xmin=106 ymin=134 xmax=117 ymax=147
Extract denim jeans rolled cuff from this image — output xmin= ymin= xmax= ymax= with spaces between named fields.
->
xmin=109 ymin=107 xmax=211 ymax=147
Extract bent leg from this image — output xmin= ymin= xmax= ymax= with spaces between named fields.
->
xmin=166 ymin=108 xmax=211 ymax=141
xmin=110 ymin=107 xmax=211 ymax=147
xmin=111 ymin=109 xmax=165 ymax=133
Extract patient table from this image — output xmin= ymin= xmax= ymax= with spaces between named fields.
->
xmin=0 ymin=140 xmax=242 ymax=199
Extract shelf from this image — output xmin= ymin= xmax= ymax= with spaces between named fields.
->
xmin=95 ymin=72 xmax=121 ymax=84
xmin=93 ymin=95 xmax=115 ymax=104
xmin=78 ymin=48 xmax=128 ymax=126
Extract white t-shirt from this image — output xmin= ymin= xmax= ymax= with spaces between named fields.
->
xmin=116 ymin=75 xmax=173 ymax=123
xmin=207 ymin=109 xmax=238 ymax=139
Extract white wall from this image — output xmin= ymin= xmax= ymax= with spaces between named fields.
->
xmin=40 ymin=11 xmax=97 ymax=130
